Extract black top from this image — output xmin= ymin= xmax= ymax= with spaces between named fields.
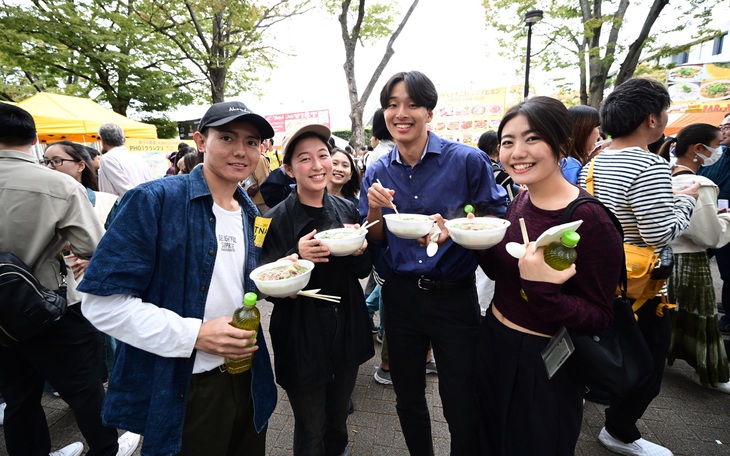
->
xmin=261 ymin=190 xmax=374 ymax=391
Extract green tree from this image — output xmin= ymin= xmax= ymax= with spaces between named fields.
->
xmin=141 ymin=116 xmax=180 ymax=139
xmin=0 ymin=0 xmax=196 ymax=114
xmin=482 ymin=0 xmax=715 ymax=106
xmin=328 ymin=0 xmax=420 ymax=149
xmin=133 ymin=0 xmax=311 ymax=104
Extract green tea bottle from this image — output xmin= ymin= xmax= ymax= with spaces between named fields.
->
xmin=543 ymin=231 xmax=580 ymax=271
xmin=225 ymin=292 xmax=260 ymax=374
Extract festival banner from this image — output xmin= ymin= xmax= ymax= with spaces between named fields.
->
xmin=126 ymin=138 xmax=196 ymax=178
xmin=264 ymin=109 xmax=331 ymax=144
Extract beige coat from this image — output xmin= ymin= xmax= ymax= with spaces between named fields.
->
xmin=0 ymin=149 xmax=103 ymax=289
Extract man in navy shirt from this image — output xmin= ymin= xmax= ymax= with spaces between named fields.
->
xmin=360 ymin=71 xmax=507 ymax=455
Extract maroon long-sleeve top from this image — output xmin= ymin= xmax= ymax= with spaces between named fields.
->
xmin=480 ymin=189 xmax=623 ymax=335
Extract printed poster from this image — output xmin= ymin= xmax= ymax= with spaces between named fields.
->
xmin=430 ymin=88 xmax=507 ymax=146
xmin=667 ymin=62 xmax=730 ymax=114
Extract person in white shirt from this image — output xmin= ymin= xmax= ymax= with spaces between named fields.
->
xmin=657 ymin=123 xmax=730 ymax=393
xmin=97 ymin=123 xmax=153 ymax=199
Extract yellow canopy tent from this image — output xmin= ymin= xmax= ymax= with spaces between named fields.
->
xmin=17 ymin=92 xmax=158 ymax=143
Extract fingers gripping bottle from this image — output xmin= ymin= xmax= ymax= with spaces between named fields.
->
xmin=225 ymin=292 xmax=260 ymax=374
xmin=543 ymin=231 xmax=580 ymax=271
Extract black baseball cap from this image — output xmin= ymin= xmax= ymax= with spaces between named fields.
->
xmin=197 ymin=101 xmax=274 ymax=139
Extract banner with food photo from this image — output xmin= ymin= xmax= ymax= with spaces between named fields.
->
xmin=430 ymin=87 xmax=507 ymax=145
xmin=667 ymin=62 xmax=730 ymax=113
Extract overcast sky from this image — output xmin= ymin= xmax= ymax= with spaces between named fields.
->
xmin=168 ymin=0 xmax=728 ymax=131
xmin=170 ymin=0 xmax=519 ymax=129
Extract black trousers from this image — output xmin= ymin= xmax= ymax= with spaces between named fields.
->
xmin=382 ymin=274 xmax=480 ymax=456
xmin=712 ymin=243 xmax=730 ymax=323
xmin=476 ymin=308 xmax=583 ymax=456
xmin=0 ymin=306 xmax=118 ymax=456
xmin=605 ymin=296 xmax=672 ymax=442
xmin=180 ymin=369 xmax=266 ymax=456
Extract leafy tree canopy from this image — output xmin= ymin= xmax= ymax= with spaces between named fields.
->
xmin=133 ymin=0 xmax=312 ymax=103
xmin=0 ymin=0 xmax=197 ymax=114
xmin=482 ymin=0 xmax=716 ymax=106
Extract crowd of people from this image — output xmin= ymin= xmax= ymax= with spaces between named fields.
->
xmin=1 ymin=68 xmax=729 ymax=456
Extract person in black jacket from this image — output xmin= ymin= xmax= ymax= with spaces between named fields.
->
xmin=260 ymin=165 xmax=295 ymax=208
xmin=261 ymin=124 xmax=374 ymax=456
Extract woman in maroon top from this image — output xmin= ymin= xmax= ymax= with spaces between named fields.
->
xmin=475 ymin=97 xmax=623 ymax=455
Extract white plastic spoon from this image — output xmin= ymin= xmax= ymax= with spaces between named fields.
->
xmin=426 ymin=230 xmax=440 ymax=257
xmin=505 ymin=242 xmax=527 ymax=259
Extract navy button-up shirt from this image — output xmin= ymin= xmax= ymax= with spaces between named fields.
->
xmin=359 ymin=131 xmax=508 ymax=280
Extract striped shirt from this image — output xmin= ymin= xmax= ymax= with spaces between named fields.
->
xmin=577 ymin=147 xmax=695 ymax=249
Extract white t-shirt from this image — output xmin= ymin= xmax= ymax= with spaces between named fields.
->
xmin=195 ymin=203 xmax=246 ymax=373
xmin=81 ymin=203 xmax=247 ymax=374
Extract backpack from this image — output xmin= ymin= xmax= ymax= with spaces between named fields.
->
xmin=0 ymin=252 xmax=67 ymax=347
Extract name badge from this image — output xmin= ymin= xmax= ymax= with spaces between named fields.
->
xmin=253 ymin=217 xmax=271 ymax=248
xmin=541 ymin=326 xmax=575 ymax=379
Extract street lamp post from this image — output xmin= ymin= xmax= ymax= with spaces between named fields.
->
xmin=523 ymin=9 xmax=543 ymax=99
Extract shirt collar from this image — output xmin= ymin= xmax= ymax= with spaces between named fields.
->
xmin=188 ymin=164 xmax=212 ymax=200
xmin=0 ymin=149 xmax=39 ymax=163
xmin=391 ymin=131 xmax=443 ymax=165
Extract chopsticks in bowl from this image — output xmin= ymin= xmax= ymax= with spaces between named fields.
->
xmin=376 ymin=179 xmax=401 ymax=218
xmin=353 ymin=219 xmax=379 ymax=236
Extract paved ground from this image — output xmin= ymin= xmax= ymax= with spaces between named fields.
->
xmin=3 ymin=261 xmax=730 ymax=455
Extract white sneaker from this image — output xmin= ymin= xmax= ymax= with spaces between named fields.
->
xmin=49 ymin=442 xmax=84 ymax=456
xmin=0 ymin=402 xmax=5 ymax=425
xmin=425 ymin=360 xmax=438 ymax=375
xmin=116 ymin=431 xmax=141 ymax=456
xmin=374 ymin=366 xmax=392 ymax=385
xmin=598 ymin=427 xmax=673 ymax=455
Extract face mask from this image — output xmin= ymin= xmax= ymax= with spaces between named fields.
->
xmin=697 ymin=144 xmax=723 ymax=166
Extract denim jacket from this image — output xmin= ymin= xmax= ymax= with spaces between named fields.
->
xmin=78 ymin=166 xmax=277 ymax=456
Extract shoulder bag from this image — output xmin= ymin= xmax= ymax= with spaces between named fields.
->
xmin=562 ymin=197 xmax=654 ymax=398
xmin=584 ymin=158 xmax=673 ymax=309
xmin=0 ymin=252 xmax=68 ymax=347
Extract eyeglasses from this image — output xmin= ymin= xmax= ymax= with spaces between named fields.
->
xmin=40 ymin=158 xmax=79 ymax=167
xmin=720 ymin=124 xmax=730 ymax=131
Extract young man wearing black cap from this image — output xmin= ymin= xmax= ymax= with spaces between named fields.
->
xmin=79 ymin=101 xmax=278 ymax=456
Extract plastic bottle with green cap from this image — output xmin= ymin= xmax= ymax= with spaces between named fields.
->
xmin=464 ymin=204 xmax=475 ymax=216
xmin=543 ymin=230 xmax=580 ymax=271
xmin=225 ymin=292 xmax=260 ymax=374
